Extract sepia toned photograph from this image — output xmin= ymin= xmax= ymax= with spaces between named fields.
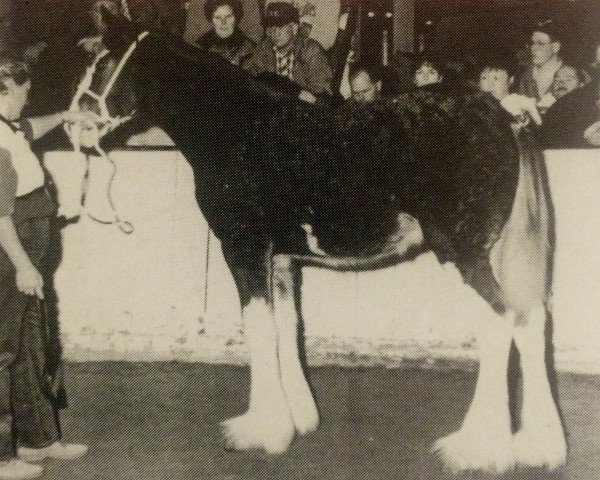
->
xmin=0 ymin=0 xmax=599 ymax=478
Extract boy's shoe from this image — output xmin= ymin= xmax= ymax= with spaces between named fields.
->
xmin=0 ymin=459 xmax=43 ymax=479
xmin=18 ymin=442 xmax=88 ymax=462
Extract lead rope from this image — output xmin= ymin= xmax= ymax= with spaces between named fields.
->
xmin=65 ymin=31 xmax=149 ymax=234
xmin=82 ymin=121 xmax=134 ymax=234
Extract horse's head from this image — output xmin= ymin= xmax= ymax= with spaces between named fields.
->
xmin=67 ymin=6 xmax=147 ymax=150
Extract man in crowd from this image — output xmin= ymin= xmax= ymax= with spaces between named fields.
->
xmin=348 ymin=63 xmax=381 ymax=104
xmin=518 ymin=21 xmax=563 ymax=101
xmin=539 ymin=76 xmax=599 ymax=149
xmin=243 ymin=2 xmax=333 ymax=100
xmin=78 ymin=0 xmax=124 ymax=57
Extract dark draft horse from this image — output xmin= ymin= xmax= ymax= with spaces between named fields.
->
xmin=73 ymin=12 xmax=567 ymax=474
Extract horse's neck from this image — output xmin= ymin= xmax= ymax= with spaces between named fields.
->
xmin=140 ymin=35 xmax=277 ymax=126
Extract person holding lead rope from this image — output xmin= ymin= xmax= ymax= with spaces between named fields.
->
xmin=0 ymin=56 xmax=91 ymax=480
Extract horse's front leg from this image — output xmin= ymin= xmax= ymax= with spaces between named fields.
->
xmin=219 ymin=244 xmax=295 ymax=454
xmin=273 ymin=255 xmax=319 ymax=436
xmin=512 ymin=305 xmax=567 ymax=469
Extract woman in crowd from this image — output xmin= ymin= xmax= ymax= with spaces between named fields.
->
xmin=196 ymin=0 xmax=255 ymax=66
xmin=413 ymin=56 xmax=444 ymax=88
xmin=0 ymin=57 xmax=89 ymax=480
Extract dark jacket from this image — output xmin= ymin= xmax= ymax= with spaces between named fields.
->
xmin=243 ymin=36 xmax=333 ymax=95
xmin=196 ymin=29 xmax=256 ymax=66
xmin=538 ymin=82 xmax=599 ymax=149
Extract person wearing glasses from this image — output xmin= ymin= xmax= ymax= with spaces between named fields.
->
xmin=518 ymin=21 xmax=563 ymax=101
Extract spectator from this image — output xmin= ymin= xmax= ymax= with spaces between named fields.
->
xmin=243 ymin=2 xmax=333 ymax=99
xmin=551 ymin=65 xmax=589 ymax=100
xmin=478 ymin=56 xmax=517 ymax=101
xmin=78 ymin=0 xmax=124 ymax=59
xmin=413 ymin=56 xmax=444 ymax=88
xmin=196 ymin=0 xmax=255 ymax=66
xmin=539 ymin=79 xmax=599 ymax=149
xmin=348 ymin=63 xmax=381 ymax=103
xmin=297 ymin=2 xmax=316 ymax=41
xmin=535 ymin=64 xmax=590 ymax=115
xmin=478 ymin=55 xmax=542 ymax=125
xmin=518 ymin=21 xmax=563 ymax=101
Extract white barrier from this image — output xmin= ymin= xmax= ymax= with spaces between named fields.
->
xmin=43 ymin=149 xmax=600 ymax=373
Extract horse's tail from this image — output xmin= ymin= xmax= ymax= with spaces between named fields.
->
xmin=491 ymin=125 xmax=554 ymax=312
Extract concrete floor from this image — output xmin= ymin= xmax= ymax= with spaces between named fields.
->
xmin=36 ymin=363 xmax=600 ymax=480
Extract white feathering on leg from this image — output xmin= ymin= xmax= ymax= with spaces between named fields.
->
xmin=433 ymin=315 xmax=515 ymax=473
xmin=273 ymin=256 xmax=319 ymax=436
xmin=512 ymin=306 xmax=567 ymax=470
xmin=220 ymin=298 xmax=295 ymax=454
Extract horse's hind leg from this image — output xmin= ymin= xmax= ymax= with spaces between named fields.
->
xmin=219 ymin=243 xmax=295 ymax=454
xmin=432 ymin=260 xmax=515 ymax=473
xmin=512 ymin=306 xmax=567 ymax=469
xmin=272 ymin=255 xmax=319 ymax=436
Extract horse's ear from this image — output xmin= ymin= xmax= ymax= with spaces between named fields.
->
xmin=99 ymin=4 xmax=121 ymax=29
xmin=100 ymin=6 xmax=138 ymax=51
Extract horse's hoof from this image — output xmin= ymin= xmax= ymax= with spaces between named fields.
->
xmin=432 ymin=427 xmax=514 ymax=474
xmin=292 ymin=403 xmax=320 ymax=436
xmin=220 ymin=410 xmax=295 ymax=454
xmin=285 ymin=387 xmax=320 ymax=436
xmin=513 ymin=426 xmax=567 ymax=470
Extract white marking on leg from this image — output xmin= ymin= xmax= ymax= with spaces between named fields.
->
xmin=273 ymin=256 xmax=319 ymax=435
xmin=220 ymin=297 xmax=295 ymax=454
xmin=512 ymin=305 xmax=567 ymax=469
xmin=433 ymin=314 xmax=515 ymax=473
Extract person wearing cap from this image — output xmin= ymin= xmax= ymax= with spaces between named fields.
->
xmin=196 ymin=0 xmax=255 ymax=66
xmin=518 ymin=21 xmax=563 ymax=101
xmin=243 ymin=1 xmax=333 ymax=99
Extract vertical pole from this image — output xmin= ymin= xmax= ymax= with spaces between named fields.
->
xmin=382 ymin=29 xmax=389 ymax=65
xmin=393 ymin=0 xmax=415 ymax=54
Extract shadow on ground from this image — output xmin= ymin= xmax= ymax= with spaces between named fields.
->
xmin=39 ymin=363 xmax=599 ymax=480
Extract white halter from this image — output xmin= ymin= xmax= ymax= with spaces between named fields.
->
xmin=66 ymin=31 xmax=149 ymax=234
xmin=67 ymin=31 xmax=148 ymax=144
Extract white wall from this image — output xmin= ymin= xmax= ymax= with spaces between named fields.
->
xmin=44 ymin=149 xmax=600 ymax=373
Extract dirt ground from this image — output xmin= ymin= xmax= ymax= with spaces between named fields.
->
xmin=36 ymin=363 xmax=600 ymax=480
